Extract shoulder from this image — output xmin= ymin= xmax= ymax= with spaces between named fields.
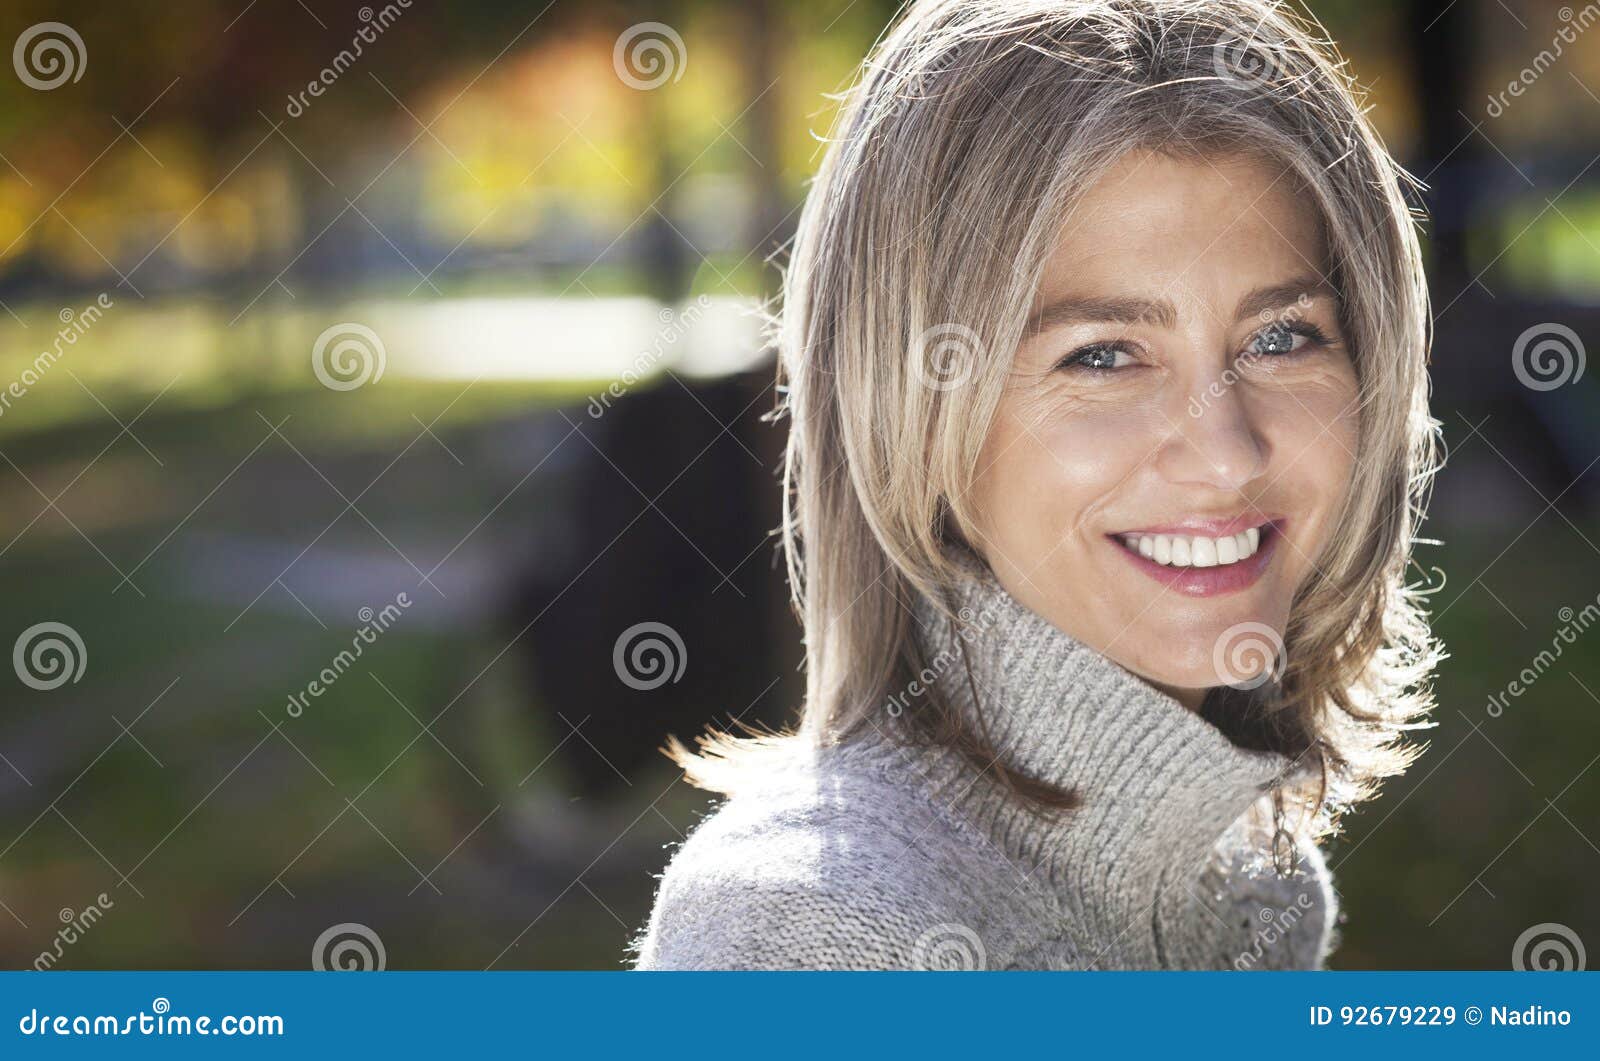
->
xmin=1208 ymin=822 xmax=1341 ymax=970
xmin=629 ymin=737 xmax=1014 ymax=970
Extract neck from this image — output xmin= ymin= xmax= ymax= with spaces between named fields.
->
xmin=893 ymin=557 xmax=1305 ymax=966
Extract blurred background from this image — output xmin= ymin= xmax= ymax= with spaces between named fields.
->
xmin=0 ymin=0 xmax=1595 ymax=970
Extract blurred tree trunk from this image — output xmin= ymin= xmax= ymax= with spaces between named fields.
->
xmin=1406 ymin=0 xmax=1477 ymax=294
xmin=742 ymin=0 xmax=789 ymax=297
xmin=638 ymin=0 xmax=690 ymax=303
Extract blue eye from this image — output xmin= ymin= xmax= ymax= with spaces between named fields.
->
xmin=1247 ymin=321 xmax=1331 ymax=357
xmin=1057 ymin=343 xmax=1134 ymax=372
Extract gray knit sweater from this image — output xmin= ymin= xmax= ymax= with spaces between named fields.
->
xmin=630 ymin=566 xmax=1339 ymax=970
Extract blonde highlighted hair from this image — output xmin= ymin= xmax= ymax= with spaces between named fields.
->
xmin=667 ymin=0 xmax=1443 ymax=842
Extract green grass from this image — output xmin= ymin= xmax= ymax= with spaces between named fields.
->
xmin=0 ymin=376 xmax=705 ymax=969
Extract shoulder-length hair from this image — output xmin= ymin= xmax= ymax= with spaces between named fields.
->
xmin=667 ymin=0 xmax=1444 ymax=844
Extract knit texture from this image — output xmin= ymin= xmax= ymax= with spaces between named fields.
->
xmin=630 ymin=564 xmax=1340 ymax=970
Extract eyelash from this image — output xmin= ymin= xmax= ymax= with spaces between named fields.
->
xmin=1055 ymin=321 xmax=1334 ymax=373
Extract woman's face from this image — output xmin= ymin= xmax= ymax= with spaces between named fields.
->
xmin=964 ymin=149 xmax=1359 ymax=707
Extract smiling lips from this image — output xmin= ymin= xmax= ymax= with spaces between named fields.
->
xmin=1108 ymin=518 xmax=1281 ymax=597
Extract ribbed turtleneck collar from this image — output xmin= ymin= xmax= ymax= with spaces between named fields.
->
xmin=893 ymin=556 xmax=1309 ymax=967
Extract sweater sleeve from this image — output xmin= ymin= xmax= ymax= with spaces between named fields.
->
xmin=629 ymin=793 xmax=975 ymax=971
xmin=632 ymin=869 xmax=919 ymax=970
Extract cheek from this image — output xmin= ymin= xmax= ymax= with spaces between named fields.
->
xmin=1257 ymin=367 xmax=1361 ymax=543
xmin=977 ymin=394 xmax=1161 ymax=544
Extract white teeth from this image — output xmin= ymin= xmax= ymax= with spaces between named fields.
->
xmin=1117 ymin=526 xmax=1267 ymax=568
xmin=1216 ymin=535 xmax=1238 ymax=564
xmin=1170 ymin=537 xmax=1191 ymax=566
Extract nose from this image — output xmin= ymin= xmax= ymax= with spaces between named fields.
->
xmin=1157 ymin=375 xmax=1270 ymax=492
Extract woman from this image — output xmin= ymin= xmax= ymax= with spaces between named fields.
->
xmin=631 ymin=0 xmax=1442 ymax=970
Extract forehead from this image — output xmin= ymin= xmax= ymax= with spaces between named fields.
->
xmin=1035 ymin=149 xmax=1329 ymax=309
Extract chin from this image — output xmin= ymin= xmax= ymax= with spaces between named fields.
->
xmin=1110 ymin=612 xmax=1289 ymax=693
xmin=1114 ymin=644 xmax=1217 ymax=690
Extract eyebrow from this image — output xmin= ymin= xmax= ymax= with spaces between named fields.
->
xmin=1026 ymin=275 xmax=1337 ymax=333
